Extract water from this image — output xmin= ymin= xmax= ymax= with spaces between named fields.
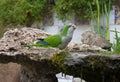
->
xmin=56 ymin=72 xmax=86 ymax=82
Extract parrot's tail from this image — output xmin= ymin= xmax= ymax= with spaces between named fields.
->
xmin=23 ymin=43 xmax=51 ymax=48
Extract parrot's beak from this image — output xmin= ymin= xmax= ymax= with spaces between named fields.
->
xmin=74 ymin=26 xmax=76 ymax=29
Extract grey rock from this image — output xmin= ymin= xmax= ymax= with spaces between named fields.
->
xmin=0 ymin=27 xmax=50 ymax=51
xmin=81 ymin=31 xmax=111 ymax=50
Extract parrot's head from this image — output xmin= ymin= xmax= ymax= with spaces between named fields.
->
xmin=60 ymin=23 xmax=76 ymax=36
xmin=67 ymin=23 xmax=76 ymax=36
xmin=68 ymin=23 xmax=76 ymax=29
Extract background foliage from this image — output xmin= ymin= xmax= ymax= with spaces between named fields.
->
xmin=54 ymin=0 xmax=116 ymax=20
xmin=0 ymin=0 xmax=47 ymax=27
xmin=0 ymin=0 xmax=116 ymax=27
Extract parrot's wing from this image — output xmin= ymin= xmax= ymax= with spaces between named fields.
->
xmin=44 ymin=34 xmax=62 ymax=47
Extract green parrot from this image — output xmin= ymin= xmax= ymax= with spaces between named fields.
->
xmin=26 ymin=24 xmax=76 ymax=49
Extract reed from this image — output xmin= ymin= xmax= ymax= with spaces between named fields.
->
xmin=89 ymin=0 xmax=112 ymax=41
xmin=111 ymin=29 xmax=120 ymax=54
xmin=104 ymin=0 xmax=111 ymax=41
xmin=96 ymin=0 xmax=101 ymax=35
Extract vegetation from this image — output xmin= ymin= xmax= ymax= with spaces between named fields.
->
xmin=0 ymin=0 xmax=47 ymax=27
xmin=51 ymin=52 xmax=68 ymax=72
xmin=0 ymin=0 xmax=116 ymax=27
xmin=111 ymin=29 xmax=120 ymax=54
xmin=89 ymin=0 xmax=114 ymax=40
xmin=54 ymin=0 xmax=115 ymax=19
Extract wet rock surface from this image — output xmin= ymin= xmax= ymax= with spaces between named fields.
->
xmin=0 ymin=27 xmax=120 ymax=82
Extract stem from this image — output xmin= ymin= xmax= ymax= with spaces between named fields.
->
xmin=96 ymin=0 xmax=101 ymax=35
xmin=104 ymin=0 xmax=111 ymax=40
xmin=89 ymin=2 xmax=95 ymax=31
xmin=101 ymin=1 xmax=105 ymax=27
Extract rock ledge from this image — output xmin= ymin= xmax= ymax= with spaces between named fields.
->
xmin=0 ymin=28 xmax=120 ymax=82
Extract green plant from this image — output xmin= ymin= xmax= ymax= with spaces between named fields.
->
xmin=111 ymin=29 xmax=120 ymax=54
xmin=89 ymin=0 xmax=114 ymax=40
xmin=96 ymin=0 xmax=101 ymax=35
xmin=104 ymin=0 xmax=111 ymax=41
xmin=0 ymin=0 xmax=47 ymax=27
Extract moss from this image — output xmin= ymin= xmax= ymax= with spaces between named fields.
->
xmin=51 ymin=52 xmax=68 ymax=71
xmin=99 ymin=51 xmax=113 ymax=56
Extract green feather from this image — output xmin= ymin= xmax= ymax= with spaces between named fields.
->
xmin=44 ymin=35 xmax=62 ymax=47
xmin=60 ymin=25 xmax=69 ymax=36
